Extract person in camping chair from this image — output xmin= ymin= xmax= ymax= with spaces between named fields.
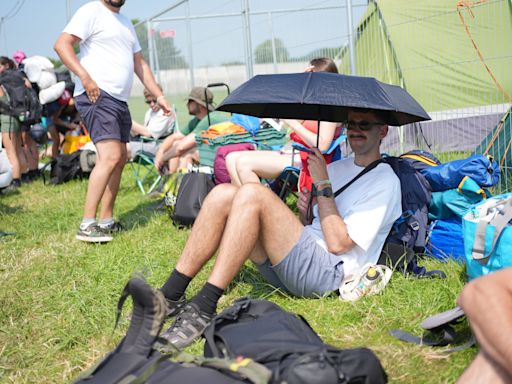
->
xmin=456 ymin=268 xmax=512 ymax=383
xmin=153 ymin=86 xmax=226 ymax=174
xmin=155 ymin=108 xmax=401 ymax=350
xmin=127 ymin=85 xmax=176 ymax=161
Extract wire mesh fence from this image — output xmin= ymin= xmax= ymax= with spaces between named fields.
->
xmin=134 ymin=0 xmax=512 ymax=191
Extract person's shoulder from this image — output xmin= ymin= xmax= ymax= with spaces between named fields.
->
xmin=77 ymin=1 xmax=102 ymax=13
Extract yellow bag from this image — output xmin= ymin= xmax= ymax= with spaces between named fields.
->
xmin=62 ymin=133 xmax=91 ymax=154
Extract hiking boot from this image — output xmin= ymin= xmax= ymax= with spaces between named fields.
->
xmin=164 ymin=294 xmax=187 ymax=319
xmin=76 ymin=223 xmax=113 ymax=243
xmin=158 ymin=303 xmax=213 ymax=350
xmin=0 ymin=182 xmax=20 ymax=195
xmin=99 ymin=220 xmax=124 ymax=234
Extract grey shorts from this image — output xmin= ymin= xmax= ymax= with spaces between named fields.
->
xmin=255 ymin=230 xmax=344 ymax=297
xmin=75 ymin=90 xmax=131 ymax=144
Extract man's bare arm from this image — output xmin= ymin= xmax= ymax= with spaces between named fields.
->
xmin=54 ymin=33 xmax=100 ymax=103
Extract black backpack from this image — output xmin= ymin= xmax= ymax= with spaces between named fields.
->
xmin=0 ymin=69 xmax=42 ymax=125
xmin=74 ymin=277 xmax=271 ymax=384
xmin=203 ymin=297 xmax=388 ymax=384
xmin=171 ymin=172 xmax=215 ymax=227
xmin=42 ymin=151 xmax=84 ymax=185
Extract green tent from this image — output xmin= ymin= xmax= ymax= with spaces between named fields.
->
xmin=339 ymin=0 xmax=512 ymax=113
xmin=474 ymin=108 xmax=512 ymax=191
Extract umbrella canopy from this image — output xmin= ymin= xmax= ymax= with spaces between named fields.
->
xmin=217 ymin=72 xmax=430 ymax=126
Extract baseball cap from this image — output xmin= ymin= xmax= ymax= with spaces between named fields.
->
xmin=187 ymin=86 xmax=215 ymax=111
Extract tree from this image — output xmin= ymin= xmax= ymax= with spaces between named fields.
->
xmin=254 ymin=38 xmax=289 ymax=64
xmin=132 ymin=19 xmax=188 ymax=70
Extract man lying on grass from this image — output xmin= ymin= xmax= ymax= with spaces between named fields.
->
xmin=157 ymin=108 xmax=402 ymax=350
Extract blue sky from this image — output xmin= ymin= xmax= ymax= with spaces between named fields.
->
xmin=0 ymin=0 xmax=367 ymax=66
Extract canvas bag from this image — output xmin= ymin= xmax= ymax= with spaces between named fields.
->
xmin=462 ymin=193 xmax=512 ymax=280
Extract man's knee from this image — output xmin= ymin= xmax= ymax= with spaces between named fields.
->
xmin=234 ymin=183 xmax=273 ymax=208
xmin=204 ymin=183 xmax=238 ymax=211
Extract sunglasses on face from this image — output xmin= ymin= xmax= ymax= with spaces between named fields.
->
xmin=145 ymin=99 xmax=157 ymax=105
xmin=344 ymin=120 xmax=386 ymax=131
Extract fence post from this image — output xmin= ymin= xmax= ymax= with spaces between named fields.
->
xmin=268 ymin=12 xmax=278 ymax=74
xmin=242 ymin=0 xmax=254 ymax=79
xmin=346 ymin=0 xmax=356 ymax=75
xmin=185 ymin=0 xmax=195 ymax=88
xmin=147 ymin=20 xmax=156 ymax=75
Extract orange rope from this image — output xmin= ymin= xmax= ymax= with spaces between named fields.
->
xmin=483 ymin=116 xmax=504 ymax=155
xmin=456 ymin=0 xmax=512 ymax=103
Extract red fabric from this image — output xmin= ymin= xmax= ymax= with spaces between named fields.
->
xmin=289 ymin=120 xmax=342 ymax=192
xmin=213 ymin=143 xmax=255 ymax=184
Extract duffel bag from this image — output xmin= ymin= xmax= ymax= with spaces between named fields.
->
xmin=171 ymin=172 xmax=214 ymax=227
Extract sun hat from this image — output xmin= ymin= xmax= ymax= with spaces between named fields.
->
xmin=12 ymin=50 xmax=27 ymax=65
xmin=186 ymin=86 xmax=215 ymax=111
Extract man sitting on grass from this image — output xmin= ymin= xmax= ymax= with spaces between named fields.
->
xmin=157 ymin=108 xmax=402 ymax=350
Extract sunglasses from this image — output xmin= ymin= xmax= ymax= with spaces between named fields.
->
xmin=344 ymin=120 xmax=386 ymax=131
xmin=145 ymin=99 xmax=157 ymax=105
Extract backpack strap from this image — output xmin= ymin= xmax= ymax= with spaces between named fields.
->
xmin=333 ymin=159 xmax=383 ymax=198
xmin=172 ymin=352 xmax=272 ymax=384
xmin=305 ymin=159 xmax=383 ymax=223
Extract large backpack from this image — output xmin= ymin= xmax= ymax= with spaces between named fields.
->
xmin=378 ymin=157 xmax=445 ymax=277
xmin=74 ymin=277 xmax=271 ymax=384
xmin=0 ymin=69 xmax=42 ymax=125
xmin=42 ymin=151 xmax=84 ymax=185
xmin=203 ymin=297 xmax=388 ymax=384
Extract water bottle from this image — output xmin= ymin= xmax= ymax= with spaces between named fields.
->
xmin=340 ymin=265 xmax=384 ymax=301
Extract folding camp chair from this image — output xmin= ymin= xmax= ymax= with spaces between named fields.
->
xmin=130 ymin=107 xmax=179 ymax=195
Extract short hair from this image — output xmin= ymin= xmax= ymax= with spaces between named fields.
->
xmin=143 ymin=84 xmax=163 ymax=99
xmin=0 ymin=56 xmax=16 ymax=69
xmin=309 ymin=57 xmax=338 ymax=74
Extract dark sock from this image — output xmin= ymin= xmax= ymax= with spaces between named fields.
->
xmin=191 ymin=282 xmax=224 ymax=316
xmin=161 ymin=269 xmax=192 ymax=301
xmin=11 ymin=179 xmax=21 ymax=187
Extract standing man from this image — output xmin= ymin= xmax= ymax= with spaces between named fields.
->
xmin=54 ymin=0 xmax=173 ymax=243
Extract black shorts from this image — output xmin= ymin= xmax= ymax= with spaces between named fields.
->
xmin=75 ymin=90 xmax=131 ymax=143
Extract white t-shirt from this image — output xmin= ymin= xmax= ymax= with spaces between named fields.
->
xmin=305 ymin=157 xmax=402 ymax=282
xmin=63 ymin=1 xmax=141 ymax=101
xmin=144 ymin=108 xmax=175 ymax=139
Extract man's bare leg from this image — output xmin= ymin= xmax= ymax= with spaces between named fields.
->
xmin=159 ymin=184 xmax=303 ymax=349
xmin=207 ymin=183 xmax=303 ymax=289
xmin=99 ymin=141 xmax=127 ymax=220
xmin=457 ymin=268 xmax=512 ymax=383
xmin=82 ymin=140 xmax=125 ymax=219
xmin=457 ymin=352 xmax=511 ymax=384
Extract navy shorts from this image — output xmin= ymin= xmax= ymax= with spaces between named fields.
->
xmin=255 ymin=230 xmax=344 ymax=297
xmin=75 ymin=90 xmax=131 ymax=143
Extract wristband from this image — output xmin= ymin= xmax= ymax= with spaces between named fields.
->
xmin=314 ymin=179 xmax=331 ymax=188
xmin=156 ymin=95 xmax=165 ymax=102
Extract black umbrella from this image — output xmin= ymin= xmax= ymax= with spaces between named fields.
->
xmin=217 ymin=72 xmax=430 ymax=147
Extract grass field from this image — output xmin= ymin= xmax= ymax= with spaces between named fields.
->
xmin=0 ymin=158 xmax=477 ymax=383
xmin=0 ymin=95 xmax=477 ymax=383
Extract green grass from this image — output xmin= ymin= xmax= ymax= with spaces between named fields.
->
xmin=0 ymin=170 xmax=476 ymax=383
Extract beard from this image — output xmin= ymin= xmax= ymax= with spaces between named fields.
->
xmin=107 ymin=0 xmax=125 ymax=8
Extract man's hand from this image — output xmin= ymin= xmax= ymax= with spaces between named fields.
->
xmin=82 ymin=75 xmax=100 ymax=103
xmin=154 ymin=150 xmax=164 ymax=175
xmin=307 ymin=147 xmax=329 ymax=184
xmin=157 ymin=96 xmax=174 ymax=117
xmin=298 ymin=187 xmax=314 ymax=225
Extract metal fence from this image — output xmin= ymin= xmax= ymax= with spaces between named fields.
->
xmin=134 ymin=0 xmax=512 ymax=191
